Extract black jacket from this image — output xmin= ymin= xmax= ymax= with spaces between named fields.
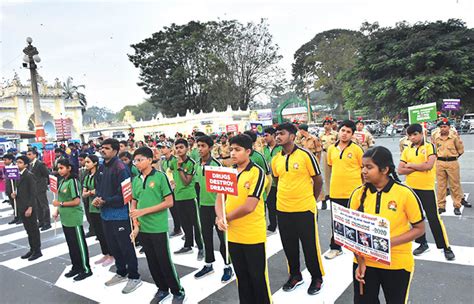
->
xmin=6 ymin=170 xmax=37 ymax=212
xmin=29 ymin=159 xmax=49 ymax=193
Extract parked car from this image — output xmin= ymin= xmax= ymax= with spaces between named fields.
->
xmin=394 ymin=119 xmax=408 ymax=133
xmin=462 ymin=113 xmax=474 ymax=133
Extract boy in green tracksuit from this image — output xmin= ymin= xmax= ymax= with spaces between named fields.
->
xmin=170 ymin=139 xmax=204 ymax=260
xmin=53 ymin=158 xmax=92 ymax=281
xmin=193 ymin=135 xmax=233 ymax=282
xmin=130 ymin=147 xmax=186 ymax=304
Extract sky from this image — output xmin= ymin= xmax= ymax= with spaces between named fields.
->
xmin=1 ymin=0 xmax=472 ymax=111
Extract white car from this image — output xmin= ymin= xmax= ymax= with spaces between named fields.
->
xmin=462 ymin=113 xmax=474 ymax=133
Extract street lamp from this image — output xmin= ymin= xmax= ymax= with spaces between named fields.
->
xmin=23 ymin=37 xmax=45 ymax=145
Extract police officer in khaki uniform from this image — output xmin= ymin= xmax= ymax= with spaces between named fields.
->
xmin=434 ymin=119 xmax=471 ymax=215
xmin=399 ymin=124 xmax=411 ymax=153
xmin=319 ymin=117 xmax=338 ymax=210
xmin=217 ymin=134 xmax=232 ymax=167
xmin=297 ymin=124 xmax=322 ymax=159
xmin=353 ymin=119 xmax=375 ymax=151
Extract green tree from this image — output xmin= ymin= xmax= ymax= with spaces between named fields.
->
xmin=343 ymin=19 xmax=474 ymax=116
xmin=292 ymin=29 xmax=364 ymax=112
xmin=117 ymin=101 xmax=159 ymax=121
xmin=82 ymin=106 xmax=116 ymax=125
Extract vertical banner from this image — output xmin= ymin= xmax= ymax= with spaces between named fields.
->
xmin=121 ymin=177 xmax=133 ymax=204
xmin=332 ymin=202 xmax=391 ymax=265
xmin=49 ymin=175 xmax=58 ymax=193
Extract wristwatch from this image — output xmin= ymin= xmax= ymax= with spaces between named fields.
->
xmin=60 ymin=202 xmax=64 ymax=207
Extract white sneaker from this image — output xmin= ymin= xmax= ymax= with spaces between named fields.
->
xmin=324 ymin=249 xmax=343 ymax=260
xmin=105 ymin=274 xmax=127 ymax=286
xmin=122 ymin=278 xmax=143 ymax=294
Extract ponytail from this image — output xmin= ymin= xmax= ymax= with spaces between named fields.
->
xmin=358 ymin=185 xmax=369 ymax=212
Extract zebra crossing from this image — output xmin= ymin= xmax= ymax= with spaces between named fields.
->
xmin=0 ymin=195 xmax=473 ymax=304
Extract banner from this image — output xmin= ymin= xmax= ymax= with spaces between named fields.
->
xmin=353 ymin=131 xmax=366 ymax=143
xmin=0 ymin=161 xmax=5 ymax=193
xmin=121 ymin=178 xmax=133 ymax=204
xmin=408 ymin=102 xmax=437 ymax=124
xmin=250 ymin=122 xmax=264 ymax=136
xmin=332 ymin=202 xmax=391 ymax=265
xmin=4 ymin=166 xmax=20 ymax=180
xmin=226 ymin=124 xmax=239 ymax=133
xmin=442 ymin=99 xmax=461 ymax=111
xmin=205 ymin=166 xmax=238 ymax=196
xmin=49 ymin=175 xmax=58 ymax=193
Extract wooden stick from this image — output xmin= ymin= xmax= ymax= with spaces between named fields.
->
xmin=128 ymin=202 xmax=136 ymax=247
xmin=53 ymin=193 xmax=57 ymax=237
xmin=359 ymin=281 xmax=364 ymax=295
xmin=11 ymin=180 xmax=17 ymax=217
xmin=222 ymin=193 xmax=229 ymax=265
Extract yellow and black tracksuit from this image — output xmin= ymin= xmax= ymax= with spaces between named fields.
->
xmin=271 ymin=145 xmax=325 ymax=280
xmin=226 ymin=161 xmax=271 ymax=304
xmin=349 ymin=179 xmax=424 ymax=304
xmin=401 ymin=143 xmax=450 ymax=249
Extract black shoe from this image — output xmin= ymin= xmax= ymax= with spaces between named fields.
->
xmin=321 ymin=200 xmax=327 ymax=210
xmin=15 ymin=219 xmax=22 ymax=225
xmin=85 ymin=231 xmax=96 ymax=238
xmin=194 ymin=265 xmax=214 ymax=279
xmin=139 ymin=247 xmax=145 ymax=254
xmin=444 ymin=247 xmax=455 ymax=261
xmin=413 ymin=243 xmax=429 ymax=256
xmin=461 ymin=198 xmax=472 ymax=208
xmin=28 ymin=251 xmax=42 ymax=261
xmin=267 ymin=225 xmax=276 ymax=232
xmin=174 ymin=247 xmax=193 ymax=255
xmin=150 ymin=290 xmax=171 ymax=304
xmin=41 ymin=224 xmax=52 ymax=231
xmin=438 ymin=208 xmax=446 ymax=214
xmin=64 ymin=268 xmax=82 ymax=278
xmin=169 ymin=230 xmax=183 ymax=238
xmin=73 ymin=271 xmax=93 ymax=281
xmin=282 ymin=275 xmax=304 ymax=292
xmin=172 ymin=293 xmax=186 ymax=304
xmin=307 ymin=278 xmax=324 ymax=295
xmin=21 ymin=251 xmax=33 ymax=259
xmin=8 ymin=218 xmax=19 ymax=225
xmin=454 ymin=208 xmax=462 ymax=216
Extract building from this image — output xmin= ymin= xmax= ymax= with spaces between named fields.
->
xmin=0 ymin=73 xmax=85 ymax=141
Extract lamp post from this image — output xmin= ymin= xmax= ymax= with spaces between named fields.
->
xmin=23 ymin=37 xmax=45 ymax=145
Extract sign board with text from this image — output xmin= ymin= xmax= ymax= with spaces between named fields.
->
xmin=408 ymin=102 xmax=437 ymax=124
xmin=121 ymin=178 xmax=133 ymax=204
xmin=332 ymin=202 xmax=391 ymax=265
xmin=353 ymin=131 xmax=366 ymax=143
xmin=226 ymin=124 xmax=239 ymax=133
xmin=4 ymin=166 xmax=20 ymax=180
xmin=442 ymin=99 xmax=461 ymax=111
xmin=205 ymin=166 xmax=238 ymax=196
xmin=49 ymin=175 xmax=58 ymax=193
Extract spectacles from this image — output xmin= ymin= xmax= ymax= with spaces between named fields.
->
xmin=132 ymin=158 xmax=149 ymax=165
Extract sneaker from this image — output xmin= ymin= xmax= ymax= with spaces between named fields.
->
xmin=40 ymin=224 xmax=52 ymax=231
xmin=438 ymin=208 xmax=446 ymax=214
xmin=461 ymin=198 xmax=472 ymax=207
xmin=139 ymin=247 xmax=145 ymax=254
xmin=221 ymin=266 xmax=233 ymax=283
xmin=28 ymin=251 xmax=42 ymax=261
xmin=307 ymin=278 xmax=324 ymax=295
xmin=444 ymin=247 xmax=455 ymax=261
xmin=64 ymin=268 xmax=81 ymax=278
xmin=454 ymin=208 xmax=461 ymax=216
xmin=150 ymin=290 xmax=171 ymax=304
xmin=105 ymin=274 xmax=128 ymax=286
xmin=8 ymin=218 xmax=18 ymax=225
xmin=21 ymin=251 xmax=33 ymax=259
xmin=102 ymin=256 xmax=115 ymax=267
xmin=321 ymin=200 xmax=327 ymax=210
xmin=172 ymin=293 xmax=186 ymax=304
xmin=95 ymin=255 xmax=109 ymax=265
xmin=282 ymin=275 xmax=304 ymax=292
xmin=194 ymin=265 xmax=214 ymax=279
xmin=324 ymin=249 xmax=343 ymax=260
xmin=413 ymin=243 xmax=429 ymax=256
xmin=197 ymin=249 xmax=204 ymax=261
xmin=73 ymin=271 xmax=93 ymax=281
xmin=170 ymin=230 xmax=183 ymax=238
xmin=267 ymin=225 xmax=276 ymax=232
xmin=174 ymin=247 xmax=193 ymax=255
xmin=85 ymin=231 xmax=96 ymax=238
xmin=122 ymin=278 xmax=143 ymax=294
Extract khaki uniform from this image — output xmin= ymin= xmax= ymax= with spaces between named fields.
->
xmin=217 ymin=142 xmax=232 ymax=167
xmin=399 ymin=136 xmax=411 ymax=153
xmin=435 ymin=133 xmax=465 ymax=209
xmin=431 ymin=127 xmax=458 ymax=143
xmin=353 ymin=130 xmax=374 ymax=151
xmin=319 ymin=130 xmax=338 ymax=198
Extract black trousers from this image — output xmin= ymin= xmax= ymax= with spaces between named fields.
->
xmin=176 ymin=199 xmax=203 ymax=249
xmin=140 ymin=232 xmax=185 ymax=296
xmin=329 ymin=198 xmax=350 ymax=250
xmin=169 ymin=204 xmax=181 ymax=233
xmin=199 ymin=205 xmax=228 ymax=264
xmin=353 ymin=263 xmax=412 ymax=304
xmin=228 ymin=242 xmax=271 ymax=304
xmin=90 ymin=213 xmax=109 ymax=255
xmin=103 ymin=219 xmax=140 ymax=279
xmin=63 ymin=225 xmax=91 ymax=274
xmin=35 ymin=191 xmax=50 ymax=226
xmin=83 ymin=199 xmax=95 ymax=234
xmin=413 ymin=189 xmax=450 ymax=249
xmin=265 ymin=186 xmax=278 ymax=231
xmin=20 ymin=209 xmax=41 ymax=252
xmin=278 ymin=210 xmax=324 ymax=280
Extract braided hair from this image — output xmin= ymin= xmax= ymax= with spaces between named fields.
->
xmin=358 ymin=146 xmax=400 ymax=212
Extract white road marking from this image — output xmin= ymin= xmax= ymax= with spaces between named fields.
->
xmin=414 ymin=242 xmax=474 ymax=266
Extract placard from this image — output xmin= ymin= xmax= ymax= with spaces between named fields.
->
xmin=226 ymin=124 xmax=239 ymax=133
xmin=408 ymin=102 xmax=437 ymax=124
xmin=442 ymin=99 xmax=460 ymax=111
xmin=332 ymin=202 xmax=391 ymax=265
xmin=49 ymin=175 xmax=58 ymax=193
xmin=205 ymin=166 xmax=238 ymax=196
xmin=121 ymin=177 xmax=133 ymax=204
xmin=0 ymin=161 xmax=5 ymax=193
xmin=4 ymin=166 xmax=20 ymax=180
xmin=353 ymin=131 xmax=366 ymax=143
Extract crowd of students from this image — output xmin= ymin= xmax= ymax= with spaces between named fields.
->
xmin=1 ymin=115 xmax=468 ymax=304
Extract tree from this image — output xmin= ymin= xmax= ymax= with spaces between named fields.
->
xmin=82 ymin=106 xmax=116 ymax=125
xmin=62 ymin=76 xmax=87 ymax=111
xmin=128 ymin=19 xmax=284 ymax=116
xmin=343 ymin=19 xmax=474 ymax=116
xmin=116 ymin=101 xmax=159 ymax=121
xmin=292 ymin=29 xmax=364 ymax=112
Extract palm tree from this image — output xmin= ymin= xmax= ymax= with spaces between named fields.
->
xmin=62 ymin=76 xmax=87 ymax=111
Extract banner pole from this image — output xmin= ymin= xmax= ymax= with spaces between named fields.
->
xmin=11 ymin=180 xmax=17 ymax=217
xmin=53 ymin=193 xmax=57 ymax=236
xmin=128 ymin=202 xmax=136 ymax=247
xmin=222 ymin=193 xmax=229 ymax=265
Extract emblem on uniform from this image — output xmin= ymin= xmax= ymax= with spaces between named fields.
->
xmin=421 ymin=149 xmax=426 ymax=154
xmin=347 ymin=153 xmax=353 ymax=159
xmin=62 ymin=188 xmax=67 ymax=193
xmin=293 ymin=163 xmax=299 ymax=169
xmin=149 ymin=181 xmax=155 ymax=188
xmin=388 ymin=201 xmax=397 ymax=212
xmin=244 ymin=182 xmax=250 ymax=189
